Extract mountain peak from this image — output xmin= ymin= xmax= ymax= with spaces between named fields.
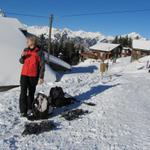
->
xmin=121 ymin=32 xmax=146 ymax=40
xmin=27 ymin=25 xmax=146 ymax=47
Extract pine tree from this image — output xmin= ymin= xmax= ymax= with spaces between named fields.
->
xmin=112 ymin=35 xmax=132 ymax=48
xmin=113 ymin=36 xmax=119 ymax=44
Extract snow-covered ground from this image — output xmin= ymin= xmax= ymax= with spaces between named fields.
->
xmin=0 ymin=56 xmax=150 ymax=150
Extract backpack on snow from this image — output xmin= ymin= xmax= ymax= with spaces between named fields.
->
xmin=32 ymin=93 xmax=53 ymax=119
xmin=49 ymin=87 xmax=74 ymax=107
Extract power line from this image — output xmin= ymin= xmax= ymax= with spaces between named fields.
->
xmin=4 ymin=8 xmax=150 ymax=19
xmin=61 ymin=8 xmax=150 ymax=18
xmin=6 ymin=12 xmax=48 ymax=19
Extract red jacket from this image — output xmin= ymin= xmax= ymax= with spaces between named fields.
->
xmin=20 ymin=47 xmax=45 ymax=78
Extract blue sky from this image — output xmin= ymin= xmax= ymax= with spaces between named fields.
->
xmin=1 ymin=0 xmax=150 ymax=38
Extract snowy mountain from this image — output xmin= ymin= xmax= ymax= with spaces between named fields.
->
xmin=121 ymin=32 xmax=146 ymax=40
xmin=27 ymin=26 xmax=106 ymax=40
xmin=27 ymin=26 xmax=113 ymax=47
xmin=27 ymin=26 xmax=146 ymax=47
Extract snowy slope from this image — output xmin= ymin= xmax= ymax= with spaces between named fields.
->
xmin=0 ymin=56 xmax=150 ymax=149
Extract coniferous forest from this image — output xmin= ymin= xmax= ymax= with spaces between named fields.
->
xmin=112 ymin=35 xmax=140 ymax=47
xmin=38 ymin=34 xmax=84 ymax=65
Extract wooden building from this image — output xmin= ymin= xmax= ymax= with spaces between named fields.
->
xmin=122 ymin=47 xmax=132 ymax=57
xmin=132 ymin=40 xmax=150 ymax=61
xmin=84 ymin=42 xmax=122 ymax=61
xmin=81 ymin=43 xmax=121 ymax=62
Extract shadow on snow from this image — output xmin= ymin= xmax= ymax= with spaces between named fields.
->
xmin=57 ymin=65 xmax=98 ymax=81
xmin=21 ymin=65 xmax=120 ymax=135
xmin=68 ymin=65 xmax=98 ymax=74
xmin=76 ymin=84 xmax=120 ymax=101
xmin=51 ymin=83 xmax=120 ymax=118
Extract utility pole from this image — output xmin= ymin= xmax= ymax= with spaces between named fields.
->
xmin=48 ymin=14 xmax=54 ymax=61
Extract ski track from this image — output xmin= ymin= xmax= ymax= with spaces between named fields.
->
xmin=0 ymin=57 xmax=150 ymax=150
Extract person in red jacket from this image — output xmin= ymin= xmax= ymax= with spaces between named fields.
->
xmin=19 ymin=36 xmax=45 ymax=118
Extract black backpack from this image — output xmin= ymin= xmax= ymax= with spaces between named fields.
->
xmin=32 ymin=93 xmax=53 ymax=119
xmin=49 ymin=87 xmax=74 ymax=107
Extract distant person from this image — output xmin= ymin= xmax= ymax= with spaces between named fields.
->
xmin=19 ymin=36 xmax=45 ymax=118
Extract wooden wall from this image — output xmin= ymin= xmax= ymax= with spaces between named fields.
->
xmin=131 ymin=49 xmax=150 ymax=61
xmin=80 ymin=46 xmax=122 ymax=62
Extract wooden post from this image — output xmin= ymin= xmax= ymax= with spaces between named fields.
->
xmin=48 ymin=14 xmax=54 ymax=61
xmin=100 ymin=62 xmax=106 ymax=79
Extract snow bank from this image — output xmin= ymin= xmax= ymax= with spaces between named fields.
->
xmin=123 ymin=56 xmax=150 ymax=74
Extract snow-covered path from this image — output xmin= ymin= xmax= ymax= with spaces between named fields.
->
xmin=97 ymin=73 xmax=150 ymax=149
xmin=0 ymin=57 xmax=150 ymax=150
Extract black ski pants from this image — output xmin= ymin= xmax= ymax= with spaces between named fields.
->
xmin=19 ymin=75 xmax=38 ymax=114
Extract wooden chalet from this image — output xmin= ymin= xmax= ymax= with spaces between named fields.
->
xmin=132 ymin=40 xmax=150 ymax=61
xmin=81 ymin=43 xmax=121 ymax=62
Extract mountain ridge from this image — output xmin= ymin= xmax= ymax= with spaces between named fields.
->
xmin=27 ymin=25 xmax=145 ymax=39
xmin=27 ymin=25 xmax=146 ymax=47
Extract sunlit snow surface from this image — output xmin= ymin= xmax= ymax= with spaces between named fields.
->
xmin=0 ymin=56 xmax=150 ymax=149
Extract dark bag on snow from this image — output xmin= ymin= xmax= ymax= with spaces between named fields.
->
xmin=32 ymin=93 xmax=53 ymax=119
xmin=49 ymin=87 xmax=74 ymax=107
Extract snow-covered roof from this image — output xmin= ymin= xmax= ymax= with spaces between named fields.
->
xmin=0 ymin=18 xmax=27 ymax=86
xmin=132 ymin=40 xmax=150 ymax=51
xmin=0 ymin=17 xmax=26 ymax=30
xmin=44 ymin=52 xmax=71 ymax=70
xmin=90 ymin=42 xmax=120 ymax=52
